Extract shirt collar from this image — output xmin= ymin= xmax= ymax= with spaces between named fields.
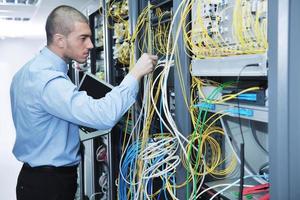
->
xmin=41 ymin=47 xmax=68 ymax=74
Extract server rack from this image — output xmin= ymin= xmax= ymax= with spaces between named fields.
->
xmin=174 ymin=0 xmax=269 ymax=199
xmin=75 ymin=0 xmax=300 ymax=199
xmin=84 ymin=1 xmax=133 ymax=199
xmin=269 ymin=0 xmax=300 ymax=199
xmin=79 ymin=3 xmax=112 ymax=200
xmin=120 ymin=0 xmax=269 ymax=199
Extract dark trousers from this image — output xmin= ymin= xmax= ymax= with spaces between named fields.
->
xmin=16 ymin=163 xmax=78 ymax=200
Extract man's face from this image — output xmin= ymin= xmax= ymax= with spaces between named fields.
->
xmin=64 ymin=22 xmax=93 ymax=63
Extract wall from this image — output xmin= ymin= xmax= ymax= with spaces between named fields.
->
xmin=0 ymin=37 xmax=45 ymax=200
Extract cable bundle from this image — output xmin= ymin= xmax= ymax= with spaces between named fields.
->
xmin=182 ymin=0 xmax=268 ymax=58
xmin=113 ymin=0 xmax=269 ymax=199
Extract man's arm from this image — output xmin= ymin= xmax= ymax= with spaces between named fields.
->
xmin=40 ymin=53 xmax=158 ymax=130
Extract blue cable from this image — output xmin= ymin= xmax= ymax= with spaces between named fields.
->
xmin=118 ymin=141 xmax=141 ymax=200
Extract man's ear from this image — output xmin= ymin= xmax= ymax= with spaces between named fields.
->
xmin=53 ymin=33 xmax=65 ymax=48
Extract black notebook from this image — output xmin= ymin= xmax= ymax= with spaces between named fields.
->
xmin=78 ymin=73 xmax=113 ymax=139
xmin=78 ymin=73 xmax=112 ymax=99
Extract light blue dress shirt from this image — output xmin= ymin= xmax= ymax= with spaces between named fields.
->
xmin=10 ymin=47 xmax=138 ymax=167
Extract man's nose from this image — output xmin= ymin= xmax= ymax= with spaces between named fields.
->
xmin=87 ymin=38 xmax=94 ymax=49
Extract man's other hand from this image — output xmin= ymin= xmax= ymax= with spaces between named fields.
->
xmin=130 ymin=53 xmax=158 ymax=81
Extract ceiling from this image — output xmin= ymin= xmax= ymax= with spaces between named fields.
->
xmin=0 ymin=0 xmax=99 ymax=38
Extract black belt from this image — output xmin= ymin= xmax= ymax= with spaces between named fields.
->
xmin=23 ymin=163 xmax=78 ymax=173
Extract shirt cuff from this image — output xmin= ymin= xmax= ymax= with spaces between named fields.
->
xmin=120 ymin=73 xmax=139 ymax=98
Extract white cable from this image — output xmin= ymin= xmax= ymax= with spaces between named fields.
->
xmin=199 ymin=183 xmax=254 ymax=198
xmin=209 ymin=175 xmax=264 ymax=200
xmin=89 ymin=192 xmax=102 ymax=200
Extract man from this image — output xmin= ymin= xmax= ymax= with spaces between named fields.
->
xmin=10 ymin=5 xmax=157 ymax=200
